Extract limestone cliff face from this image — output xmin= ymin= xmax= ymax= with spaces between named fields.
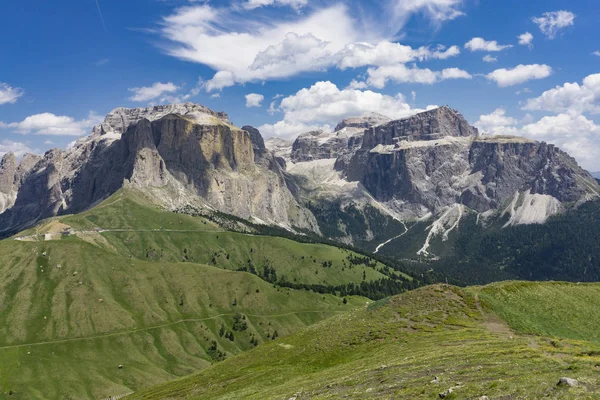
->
xmin=343 ymin=107 xmax=599 ymax=220
xmin=0 ymin=105 xmax=318 ymax=235
xmin=290 ymin=113 xmax=391 ymax=164
xmin=0 ymin=153 xmax=42 ymax=215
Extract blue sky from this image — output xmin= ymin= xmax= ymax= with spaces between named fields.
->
xmin=1 ymin=0 xmax=599 ymax=169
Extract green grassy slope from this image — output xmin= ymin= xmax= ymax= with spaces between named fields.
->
xmin=479 ymin=281 xmax=600 ymax=343
xmin=129 ymin=282 xmax=600 ymax=400
xmin=56 ymin=190 xmax=403 ymax=288
xmin=0 ymin=190 xmax=406 ymax=399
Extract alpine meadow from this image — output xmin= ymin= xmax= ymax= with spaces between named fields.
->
xmin=1 ymin=0 xmax=600 ymax=399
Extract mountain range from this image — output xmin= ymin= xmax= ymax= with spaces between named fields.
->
xmin=1 ymin=103 xmax=597 ymax=265
xmin=1 ymin=102 xmax=599 ymax=399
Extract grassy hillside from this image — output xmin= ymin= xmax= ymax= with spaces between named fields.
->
xmin=479 ymin=281 xmax=600 ymax=343
xmin=129 ymin=282 xmax=600 ymax=399
xmin=0 ymin=190 xmax=414 ymax=399
xmin=55 ymin=190 xmax=411 ymax=291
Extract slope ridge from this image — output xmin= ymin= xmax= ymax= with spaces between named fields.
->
xmin=128 ymin=282 xmax=600 ymax=399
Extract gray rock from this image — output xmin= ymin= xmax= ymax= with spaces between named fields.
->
xmin=0 ymin=104 xmax=319 ymax=235
xmin=557 ymin=377 xmax=578 ymax=387
xmin=343 ymin=108 xmax=599 ymax=221
xmin=291 ymin=113 xmax=391 ymax=163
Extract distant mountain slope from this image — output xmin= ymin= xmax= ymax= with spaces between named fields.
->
xmin=0 ymin=189 xmax=415 ymax=400
xmin=127 ymin=282 xmax=600 ymax=399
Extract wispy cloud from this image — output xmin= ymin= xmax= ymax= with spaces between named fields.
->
xmin=95 ymin=0 xmax=107 ymax=32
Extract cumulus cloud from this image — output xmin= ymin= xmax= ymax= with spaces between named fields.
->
xmin=518 ymin=32 xmax=534 ymax=48
xmin=475 ymin=108 xmax=519 ymax=135
xmin=245 ymin=93 xmax=265 ymax=108
xmin=523 ymin=73 xmax=600 ymax=115
xmin=532 ymin=10 xmax=575 ymax=39
xmin=159 ymin=3 xmax=466 ymax=91
xmin=365 ymin=64 xmax=471 ymax=88
xmin=258 ymin=81 xmax=431 ymax=139
xmin=337 ymin=42 xmax=460 ymax=69
xmin=0 ymin=83 xmax=24 ymax=105
xmin=0 ymin=140 xmax=37 ymax=158
xmin=128 ymin=82 xmax=179 ymax=102
xmin=483 ymin=55 xmax=497 ymax=63
xmin=486 ymin=64 xmax=552 ymax=87
xmin=464 ymin=37 xmax=513 ymax=52
xmin=0 ymin=112 xmax=102 ymax=136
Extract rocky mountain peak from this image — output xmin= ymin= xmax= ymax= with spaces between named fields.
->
xmin=360 ymin=106 xmax=478 ymax=150
xmin=91 ymin=103 xmax=232 ymax=139
xmin=334 ymin=112 xmax=391 ymax=132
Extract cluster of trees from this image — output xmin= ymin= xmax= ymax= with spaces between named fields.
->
xmin=207 ymin=340 xmax=226 ymax=361
xmin=429 ymin=201 xmax=600 ymax=285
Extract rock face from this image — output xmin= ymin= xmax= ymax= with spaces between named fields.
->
xmin=342 ymin=107 xmax=599 ymax=221
xmin=290 ymin=113 xmax=391 ymax=164
xmin=0 ymin=152 xmax=42 ymax=214
xmin=0 ymin=104 xmax=318 ymax=235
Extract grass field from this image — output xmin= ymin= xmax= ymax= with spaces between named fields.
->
xmin=128 ymin=282 xmax=600 ymax=399
xmin=0 ymin=190 xmax=395 ymax=400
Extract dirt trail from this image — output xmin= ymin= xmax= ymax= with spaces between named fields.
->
xmin=473 ymin=292 xmax=514 ymax=339
xmin=0 ymin=310 xmax=343 ymax=351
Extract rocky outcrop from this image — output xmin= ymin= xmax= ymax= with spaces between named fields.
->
xmin=291 ymin=130 xmax=344 ymax=162
xmin=291 ymin=113 xmax=391 ymax=164
xmin=0 ymin=105 xmax=318 ymax=235
xmin=242 ymin=125 xmax=267 ymax=162
xmin=361 ymin=106 xmax=477 ymax=149
xmin=342 ymin=107 xmax=599 ymax=221
xmin=0 ymin=152 xmax=41 ymax=214
xmin=91 ymin=103 xmax=231 ymax=138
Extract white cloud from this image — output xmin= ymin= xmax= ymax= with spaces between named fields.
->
xmin=483 ymin=55 xmax=497 ymax=63
xmin=337 ymin=42 xmax=460 ymax=69
xmin=258 ymin=81 xmax=430 ymax=139
xmin=518 ymin=32 xmax=534 ymax=48
xmin=0 ymin=112 xmax=102 ymax=136
xmin=464 ymin=37 xmax=513 ymax=52
xmin=475 ymin=108 xmax=519 ymax=135
xmin=523 ymin=73 xmax=600 ymax=115
xmin=210 ymin=93 xmax=220 ymax=99
xmin=441 ymin=67 xmax=472 ymax=80
xmin=391 ymin=0 xmax=466 ymax=24
xmin=486 ymin=64 xmax=552 ymax=87
xmin=532 ymin=10 xmax=575 ymax=39
xmin=0 ymin=140 xmax=37 ymax=158
xmin=516 ymin=88 xmax=531 ymax=95
xmin=365 ymin=64 xmax=471 ymax=88
xmin=0 ymin=83 xmax=24 ymax=105
xmin=593 ymin=51 xmax=600 ymax=57
xmin=267 ymin=101 xmax=279 ymax=115
xmin=243 ymin=0 xmax=307 ymax=10
xmin=128 ymin=82 xmax=179 ymax=102
xmin=245 ymin=93 xmax=265 ymax=108
xmin=159 ymin=3 xmax=465 ymax=91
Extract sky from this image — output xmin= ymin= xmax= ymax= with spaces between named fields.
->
xmin=1 ymin=0 xmax=599 ymax=170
